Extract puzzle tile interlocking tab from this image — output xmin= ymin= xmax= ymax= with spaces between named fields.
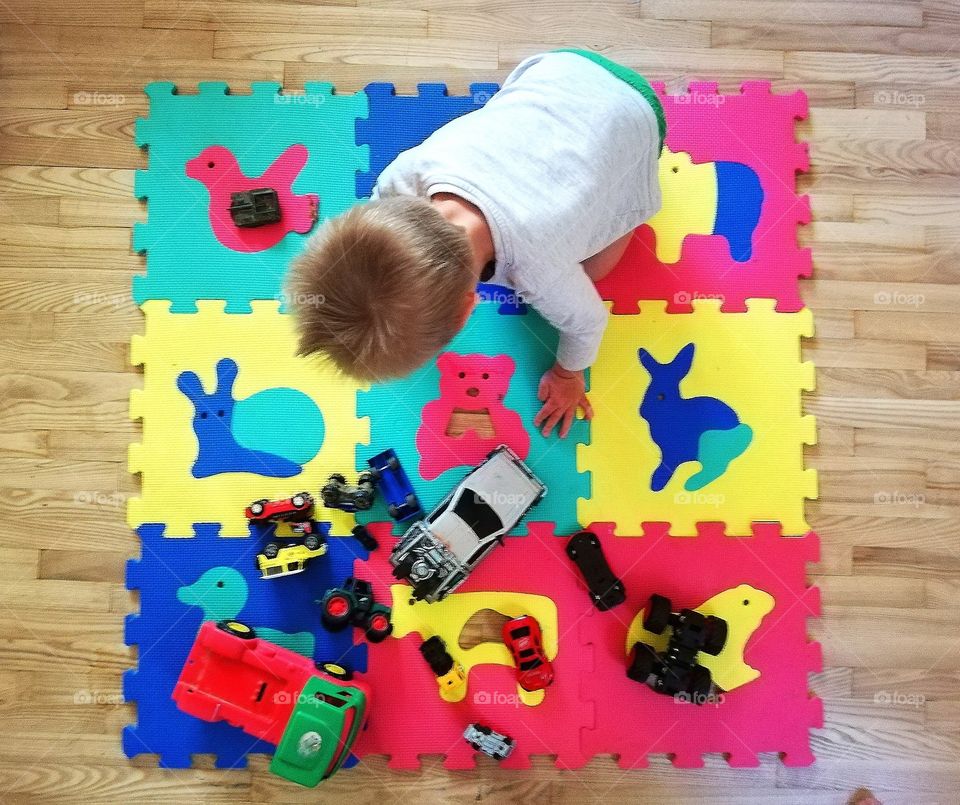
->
xmin=123 ymin=524 xmax=368 ymax=768
xmin=133 ymin=81 xmax=369 ymax=312
xmin=578 ymin=299 xmax=817 ymax=536
xmin=596 ymin=82 xmax=811 ymax=313
xmin=128 ymin=300 xmax=368 ymax=537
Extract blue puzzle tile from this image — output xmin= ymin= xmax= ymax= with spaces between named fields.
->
xmin=123 ymin=523 xmax=368 ymax=768
xmin=355 ymin=82 xmax=499 ymax=198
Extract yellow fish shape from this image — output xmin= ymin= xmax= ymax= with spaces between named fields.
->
xmin=391 ymin=586 xmax=557 ymax=706
xmin=626 ymin=584 xmax=774 ymax=691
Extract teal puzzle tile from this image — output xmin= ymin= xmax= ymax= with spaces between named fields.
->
xmin=356 ymin=302 xmax=588 ymax=535
xmin=133 ymin=81 xmax=369 ymax=312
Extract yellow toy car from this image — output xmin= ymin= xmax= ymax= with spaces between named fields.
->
xmin=256 ymin=533 xmax=327 ymax=580
xmin=419 ymin=636 xmax=466 ymax=693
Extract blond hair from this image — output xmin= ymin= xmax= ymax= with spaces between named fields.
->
xmin=287 ymin=196 xmax=474 ymax=381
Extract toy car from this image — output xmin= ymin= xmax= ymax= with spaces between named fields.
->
xmin=229 ymin=187 xmax=281 ymax=227
xmin=565 ymin=530 xmax=626 ymax=611
xmin=463 ymin=723 xmax=515 ymax=760
xmin=351 ymin=524 xmax=379 ymax=551
xmin=627 ymin=593 xmax=728 ymax=703
xmin=502 ymin=615 xmax=554 ymax=691
xmin=390 ymin=445 xmax=545 ymax=602
xmin=245 ymin=493 xmax=316 ymax=534
xmin=173 ymin=620 xmax=370 ymax=786
xmin=418 ymin=635 xmax=466 ymax=694
xmin=257 ymin=533 xmax=327 ymax=580
xmin=367 ymin=448 xmax=422 ymax=521
xmin=320 ymin=472 xmax=376 ymax=513
xmin=318 ymin=577 xmax=393 ymax=643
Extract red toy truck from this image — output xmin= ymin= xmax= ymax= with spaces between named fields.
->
xmin=172 ymin=620 xmax=370 ymax=785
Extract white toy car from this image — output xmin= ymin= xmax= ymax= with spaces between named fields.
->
xmin=463 ymin=723 xmax=515 ymax=760
xmin=390 ymin=445 xmax=546 ymax=602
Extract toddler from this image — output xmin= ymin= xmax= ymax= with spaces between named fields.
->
xmin=289 ymin=49 xmax=665 ymax=437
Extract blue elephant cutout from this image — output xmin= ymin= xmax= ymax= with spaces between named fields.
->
xmin=638 ymin=343 xmax=753 ymax=492
xmin=177 ymin=357 xmax=325 ymax=479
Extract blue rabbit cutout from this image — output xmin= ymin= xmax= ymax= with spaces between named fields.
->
xmin=177 ymin=358 xmax=322 ymax=479
xmin=638 ymin=343 xmax=753 ymax=492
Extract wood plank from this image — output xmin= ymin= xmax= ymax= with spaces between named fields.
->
xmin=0 ymin=166 xmax=133 ymax=200
xmin=714 ymin=21 xmax=957 ymax=55
xmin=927 ymin=111 xmax=960 ymax=140
xmin=0 ymin=430 xmax=48 ymax=458
xmin=817 ymin=368 xmax=960 ymax=400
xmin=213 ymin=32 xmax=499 ymax=69
xmin=47 ymin=429 xmax=135 ymax=461
xmin=0 ymin=195 xmax=60 ymax=225
xmin=499 ymin=43 xmax=785 ymax=77
xmin=802 ymin=163 xmax=960 ymax=196
xmin=0 ymin=23 xmax=214 ymax=58
xmin=811 ymin=245 xmax=951 ymax=284
xmin=855 ymin=195 xmax=960 ymax=226
xmin=805 ymin=280 xmax=960 ymax=314
xmin=856 ymin=84 xmax=960 ymax=111
xmin=145 ymin=1 xmax=425 ymax=34
xmin=855 ymin=311 xmax=960 ymax=343
xmin=802 ymin=108 xmax=926 ymax=140
xmin=429 ymin=12 xmax=710 ymax=48
xmin=808 ymin=221 xmax=924 ymax=250
xmin=786 ymin=51 xmax=960 ymax=87
xmin=643 ymin=0 xmax=922 ymax=26
xmin=0 ymin=79 xmax=67 ymax=109
xmin=38 ymin=549 xmax=126 ymax=583
xmin=806 ymin=338 xmax=926 ymax=370
xmin=0 ymin=0 xmax=144 ymax=26
xmin=0 ymin=280 xmax=135 ymax=313
xmin=805 ymin=396 xmax=960 ymax=430
xmin=0 ymin=53 xmax=284 ymax=87
xmin=853 ymin=546 xmax=960 ymax=580
xmin=809 ymin=194 xmax=854 ymax=222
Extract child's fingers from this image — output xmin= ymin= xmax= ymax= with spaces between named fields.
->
xmin=533 ymin=399 xmax=556 ymax=428
xmin=540 ymin=407 xmax=563 ymax=437
xmin=579 ymin=394 xmax=594 ymax=420
xmin=559 ymin=409 xmax=575 ymax=438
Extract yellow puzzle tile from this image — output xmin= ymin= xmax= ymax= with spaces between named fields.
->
xmin=578 ymin=301 xmax=816 ymax=535
xmin=127 ymin=300 xmax=368 ymax=536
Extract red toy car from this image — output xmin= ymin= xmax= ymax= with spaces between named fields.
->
xmin=502 ymin=615 xmax=554 ymax=692
xmin=245 ymin=492 xmax=314 ymax=524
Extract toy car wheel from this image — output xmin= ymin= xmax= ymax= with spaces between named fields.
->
xmin=469 ymin=742 xmax=481 ymax=751
xmin=317 ymin=661 xmax=353 ymax=681
xmin=387 ymin=504 xmax=400 ymax=519
xmin=404 ymin=493 xmax=418 ymax=508
xmin=249 ymin=499 xmax=267 ymax=517
xmin=387 ymin=455 xmax=400 ymax=471
xmin=217 ymin=620 xmax=256 ymax=639
xmin=321 ymin=591 xmax=354 ymax=630
xmin=328 ymin=473 xmax=346 ymax=484
xmin=263 ymin=542 xmax=280 ymax=559
xmin=643 ymin=594 xmax=672 ymax=634
xmin=690 ymin=666 xmax=713 ymax=701
xmin=303 ymin=533 xmax=321 ymax=551
xmin=364 ymin=611 xmax=393 ymax=643
xmin=291 ymin=493 xmax=309 ymax=508
xmin=392 ymin=555 xmax=414 ymax=579
xmin=702 ymin=616 xmax=728 ymax=656
xmin=626 ymin=642 xmax=657 ymax=684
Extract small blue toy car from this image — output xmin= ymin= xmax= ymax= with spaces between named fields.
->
xmin=367 ymin=449 xmax=423 ymax=522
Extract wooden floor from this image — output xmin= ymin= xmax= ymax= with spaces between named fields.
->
xmin=1 ymin=1 xmax=958 ymax=802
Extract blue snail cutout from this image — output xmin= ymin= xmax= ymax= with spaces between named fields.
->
xmin=638 ymin=343 xmax=753 ymax=492
xmin=177 ymin=358 xmax=324 ymax=479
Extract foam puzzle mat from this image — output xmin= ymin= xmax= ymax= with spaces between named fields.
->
xmin=125 ymin=76 xmax=820 ymax=771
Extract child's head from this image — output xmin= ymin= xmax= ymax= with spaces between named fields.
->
xmin=288 ymin=196 xmax=476 ymax=381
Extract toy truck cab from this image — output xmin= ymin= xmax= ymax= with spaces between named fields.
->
xmin=172 ymin=621 xmax=369 ymax=785
xmin=390 ymin=445 xmax=545 ymax=603
xmin=367 ymin=448 xmax=422 ymax=521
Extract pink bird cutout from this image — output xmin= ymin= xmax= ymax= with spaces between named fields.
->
xmin=186 ymin=143 xmax=319 ymax=252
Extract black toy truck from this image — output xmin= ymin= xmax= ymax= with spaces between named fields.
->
xmin=318 ymin=577 xmax=392 ymax=643
xmin=229 ymin=187 xmax=281 ymax=227
xmin=627 ymin=593 xmax=728 ymax=703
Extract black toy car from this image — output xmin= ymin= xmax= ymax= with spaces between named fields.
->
xmin=565 ymin=531 xmax=626 ymax=611
xmin=318 ymin=577 xmax=393 ymax=643
xmin=229 ymin=187 xmax=281 ymax=227
xmin=320 ymin=472 xmax=377 ymax=513
xmin=627 ymin=593 xmax=728 ymax=703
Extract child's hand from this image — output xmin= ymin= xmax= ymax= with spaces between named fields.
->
xmin=534 ymin=363 xmax=593 ymax=438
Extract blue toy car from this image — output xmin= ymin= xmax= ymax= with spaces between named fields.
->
xmin=367 ymin=449 xmax=422 ymax=522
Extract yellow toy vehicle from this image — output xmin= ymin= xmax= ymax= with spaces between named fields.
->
xmin=419 ymin=636 xmax=466 ymax=693
xmin=256 ymin=533 xmax=327 ymax=580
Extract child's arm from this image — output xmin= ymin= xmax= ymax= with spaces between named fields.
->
xmin=525 ymin=266 xmax=608 ymax=437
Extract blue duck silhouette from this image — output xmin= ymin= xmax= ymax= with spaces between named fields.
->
xmin=177 ymin=358 xmax=325 ymax=479
xmin=638 ymin=343 xmax=753 ymax=492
